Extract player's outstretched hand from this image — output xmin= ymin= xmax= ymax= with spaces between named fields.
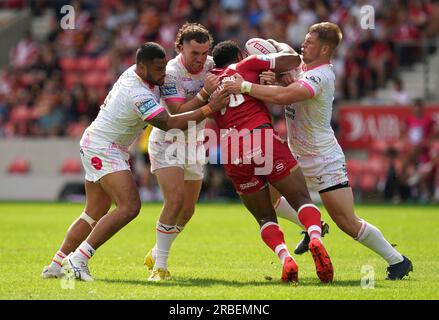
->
xmin=203 ymin=74 xmax=220 ymax=95
xmin=208 ymin=89 xmax=230 ymax=112
xmin=222 ymin=73 xmax=244 ymax=94
xmin=260 ymin=71 xmax=276 ymax=85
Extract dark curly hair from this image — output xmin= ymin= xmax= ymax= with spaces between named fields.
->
xmin=174 ymin=22 xmax=213 ymax=53
xmin=212 ymin=40 xmax=241 ymax=68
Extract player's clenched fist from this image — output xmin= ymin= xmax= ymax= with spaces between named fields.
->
xmin=203 ymin=74 xmax=220 ymax=94
xmin=259 ymin=71 xmax=276 ymax=85
xmin=208 ymin=89 xmax=230 ymax=112
xmin=222 ymin=73 xmax=244 ymax=95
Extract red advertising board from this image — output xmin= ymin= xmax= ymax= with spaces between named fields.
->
xmin=338 ymin=105 xmax=439 ymax=149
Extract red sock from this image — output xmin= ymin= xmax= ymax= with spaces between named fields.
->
xmin=298 ymin=204 xmax=322 ymax=239
xmin=260 ymin=222 xmax=291 ymax=263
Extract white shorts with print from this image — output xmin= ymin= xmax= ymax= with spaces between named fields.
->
xmin=80 ymin=145 xmax=131 ymax=183
xmin=295 ymin=146 xmax=349 ymax=193
xmin=148 ymin=140 xmax=205 ymax=181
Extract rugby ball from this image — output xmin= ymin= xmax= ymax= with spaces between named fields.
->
xmin=245 ymin=38 xmax=277 ymax=55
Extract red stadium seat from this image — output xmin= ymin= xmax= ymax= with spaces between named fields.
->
xmin=95 ymin=55 xmax=111 ymax=72
xmin=360 ymin=172 xmax=377 ymax=192
xmin=60 ymin=157 xmax=82 ymax=174
xmin=369 ymin=140 xmax=389 ymax=157
xmin=83 ymin=71 xmax=111 ymax=89
xmin=59 ymin=57 xmax=77 ymax=72
xmin=346 ymin=159 xmax=367 ymax=189
xmin=77 ymin=57 xmax=94 ymax=72
xmin=63 ymin=73 xmax=80 ymax=89
xmin=7 ymin=158 xmax=30 ymax=174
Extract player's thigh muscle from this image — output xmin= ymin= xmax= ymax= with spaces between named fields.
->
xmin=270 ymin=167 xmax=312 ymax=211
xmin=240 ymin=187 xmax=278 ymax=225
xmin=269 ymin=184 xmax=282 ymax=206
xmin=84 ymin=180 xmax=112 ymax=220
xmin=320 ymin=187 xmax=359 ymax=222
xmin=155 ymin=166 xmax=185 ymax=203
xmin=182 ymin=179 xmax=202 ymax=210
xmin=99 ymin=170 xmax=140 ymax=210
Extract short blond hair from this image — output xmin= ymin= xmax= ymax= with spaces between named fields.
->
xmin=309 ymin=22 xmax=343 ymax=49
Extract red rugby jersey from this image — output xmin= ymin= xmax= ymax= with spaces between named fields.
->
xmin=210 ymin=55 xmax=276 ymax=132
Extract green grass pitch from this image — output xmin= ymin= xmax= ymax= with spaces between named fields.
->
xmin=0 ymin=202 xmax=438 ymax=300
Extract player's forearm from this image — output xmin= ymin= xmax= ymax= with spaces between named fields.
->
xmin=167 ymin=88 xmax=211 ymax=114
xmin=248 ymin=83 xmax=292 ymax=105
xmin=169 ymin=97 xmax=204 ymax=114
xmin=165 ymin=105 xmax=211 ymax=130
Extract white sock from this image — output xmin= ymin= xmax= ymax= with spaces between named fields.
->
xmin=50 ymin=250 xmax=66 ymax=268
xmin=308 ymin=225 xmax=322 ymax=241
xmin=75 ymin=241 xmax=95 ymax=261
xmin=356 ymin=221 xmax=404 ymax=265
xmin=154 ymin=222 xmax=180 ymax=269
xmin=274 ymin=197 xmax=304 ymax=229
xmin=275 ymin=244 xmax=292 ymax=264
xmin=151 ymin=225 xmax=184 ymax=260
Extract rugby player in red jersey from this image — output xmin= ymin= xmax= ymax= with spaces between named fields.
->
xmin=210 ymin=40 xmax=333 ymax=283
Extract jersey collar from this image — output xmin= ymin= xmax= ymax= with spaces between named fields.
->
xmin=302 ymin=61 xmax=331 ymax=72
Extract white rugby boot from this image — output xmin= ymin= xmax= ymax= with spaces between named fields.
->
xmin=62 ymin=253 xmax=94 ymax=282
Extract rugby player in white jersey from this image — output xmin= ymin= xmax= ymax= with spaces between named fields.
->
xmin=144 ymin=23 xmax=218 ymax=281
xmin=224 ymin=22 xmax=413 ymax=280
xmin=40 ymin=42 xmax=229 ymax=281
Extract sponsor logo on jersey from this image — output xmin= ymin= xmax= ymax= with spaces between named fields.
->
xmin=285 ymin=106 xmax=296 ymax=120
xmin=239 ymin=179 xmax=260 ymax=190
xmin=136 ymin=99 xmax=157 ymax=115
xmin=160 ymin=84 xmax=178 ymax=96
xmin=305 ymin=75 xmax=321 ymax=85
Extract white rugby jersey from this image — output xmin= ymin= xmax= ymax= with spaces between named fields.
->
xmin=149 ymin=53 xmax=215 ymax=142
xmin=80 ymin=65 xmax=165 ymax=149
xmin=285 ymin=60 xmax=338 ymax=157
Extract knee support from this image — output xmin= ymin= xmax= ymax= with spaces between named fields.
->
xmin=80 ymin=212 xmax=96 ymax=228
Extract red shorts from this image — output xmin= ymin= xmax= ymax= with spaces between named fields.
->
xmin=221 ymin=127 xmax=298 ymax=195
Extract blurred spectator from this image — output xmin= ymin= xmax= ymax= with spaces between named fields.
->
xmin=396 ymin=99 xmax=437 ymax=201
xmin=389 ymin=78 xmax=412 ymax=105
xmin=9 ymin=31 xmax=38 ymax=69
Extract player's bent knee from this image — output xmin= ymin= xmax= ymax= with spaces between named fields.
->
xmin=118 ymin=201 xmax=141 ymax=220
xmin=163 ymin=196 xmax=184 ymax=214
xmin=181 ymin=206 xmax=195 ymax=216
xmin=332 ymin=215 xmax=358 ymax=237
